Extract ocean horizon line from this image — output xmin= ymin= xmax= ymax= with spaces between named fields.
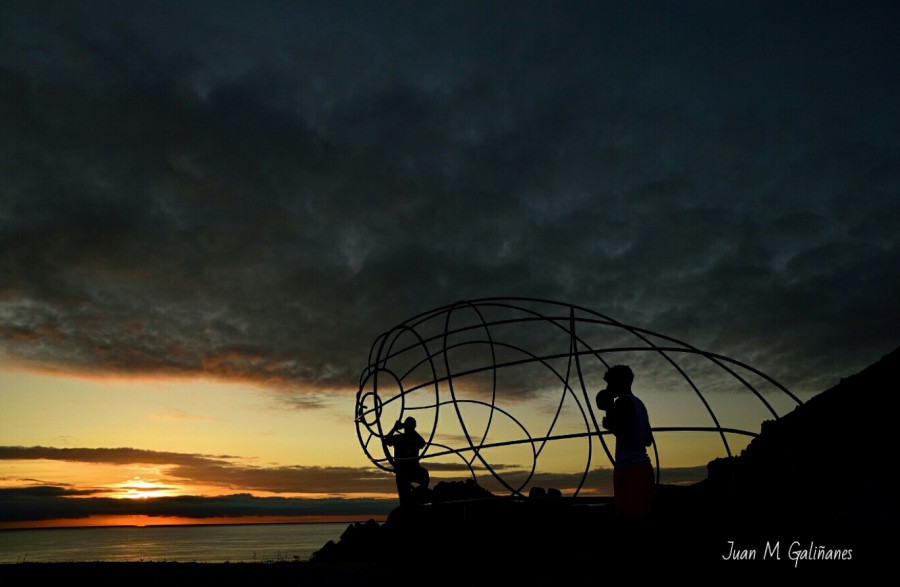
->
xmin=0 ymin=514 xmax=387 ymax=532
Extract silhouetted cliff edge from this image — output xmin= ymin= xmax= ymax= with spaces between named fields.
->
xmin=695 ymin=345 xmax=899 ymax=527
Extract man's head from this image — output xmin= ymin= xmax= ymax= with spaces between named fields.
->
xmin=403 ymin=416 xmax=417 ymax=430
xmin=603 ymin=364 xmax=634 ymax=395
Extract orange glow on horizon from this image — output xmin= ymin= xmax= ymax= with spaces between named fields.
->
xmin=0 ymin=513 xmax=388 ymax=530
xmin=0 ymin=358 xmax=202 ymax=384
xmin=0 ymin=356 xmax=332 ymax=393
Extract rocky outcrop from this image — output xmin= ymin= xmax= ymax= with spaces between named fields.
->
xmin=696 ymin=346 xmax=899 ymax=526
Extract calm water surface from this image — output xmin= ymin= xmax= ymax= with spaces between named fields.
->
xmin=0 ymin=522 xmax=351 ymax=563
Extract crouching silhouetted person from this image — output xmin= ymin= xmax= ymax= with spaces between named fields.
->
xmin=596 ymin=365 xmax=655 ymax=515
xmin=385 ymin=417 xmax=430 ymax=505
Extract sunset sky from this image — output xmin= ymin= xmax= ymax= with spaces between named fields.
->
xmin=2 ymin=1 xmax=898 ymax=528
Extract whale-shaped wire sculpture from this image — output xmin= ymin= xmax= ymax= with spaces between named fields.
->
xmin=355 ymin=297 xmax=801 ymax=497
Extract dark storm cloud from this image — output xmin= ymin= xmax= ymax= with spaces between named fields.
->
xmin=1 ymin=1 xmax=897 ymax=397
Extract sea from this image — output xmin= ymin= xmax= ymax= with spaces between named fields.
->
xmin=0 ymin=522 xmax=352 ymax=564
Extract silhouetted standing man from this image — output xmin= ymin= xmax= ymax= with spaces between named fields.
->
xmin=384 ymin=416 xmax=430 ymax=505
xmin=596 ymin=365 xmax=655 ymax=515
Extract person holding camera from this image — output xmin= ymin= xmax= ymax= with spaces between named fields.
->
xmin=384 ymin=416 xmax=430 ymax=505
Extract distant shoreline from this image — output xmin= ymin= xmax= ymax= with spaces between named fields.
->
xmin=0 ymin=515 xmax=387 ymax=532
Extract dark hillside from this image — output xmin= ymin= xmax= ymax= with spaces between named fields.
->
xmin=695 ymin=346 xmax=899 ymax=526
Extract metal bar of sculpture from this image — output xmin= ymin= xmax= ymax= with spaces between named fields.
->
xmin=355 ymin=297 xmax=800 ymax=498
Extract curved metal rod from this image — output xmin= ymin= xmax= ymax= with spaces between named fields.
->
xmin=434 ymin=396 xmax=538 ymax=495
xmin=378 ymin=324 xmax=443 ymax=457
xmin=568 ymin=308 xmax=601 ymax=496
xmin=361 ymin=323 xmax=442 ymax=462
xmin=364 ymin=333 xmax=597 ymax=489
xmin=464 ymin=301 xmax=733 ymax=458
xmin=462 ymin=301 xmax=501 ymax=470
xmin=416 ymin=297 xmax=800 ymax=408
xmin=360 ymin=343 xmax=767 ymax=423
xmin=469 ymin=296 xmax=802 ymax=405
xmin=356 ymin=297 xmax=797 ymax=498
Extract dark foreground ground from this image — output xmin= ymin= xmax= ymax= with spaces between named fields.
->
xmin=1 ymin=496 xmax=891 ymax=583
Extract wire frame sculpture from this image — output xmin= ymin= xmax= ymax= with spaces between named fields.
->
xmin=355 ymin=297 xmax=801 ymax=497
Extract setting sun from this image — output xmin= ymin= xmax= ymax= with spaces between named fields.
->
xmin=114 ymin=477 xmax=178 ymax=499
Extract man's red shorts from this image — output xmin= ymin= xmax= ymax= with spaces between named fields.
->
xmin=613 ymin=462 xmax=654 ymax=515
